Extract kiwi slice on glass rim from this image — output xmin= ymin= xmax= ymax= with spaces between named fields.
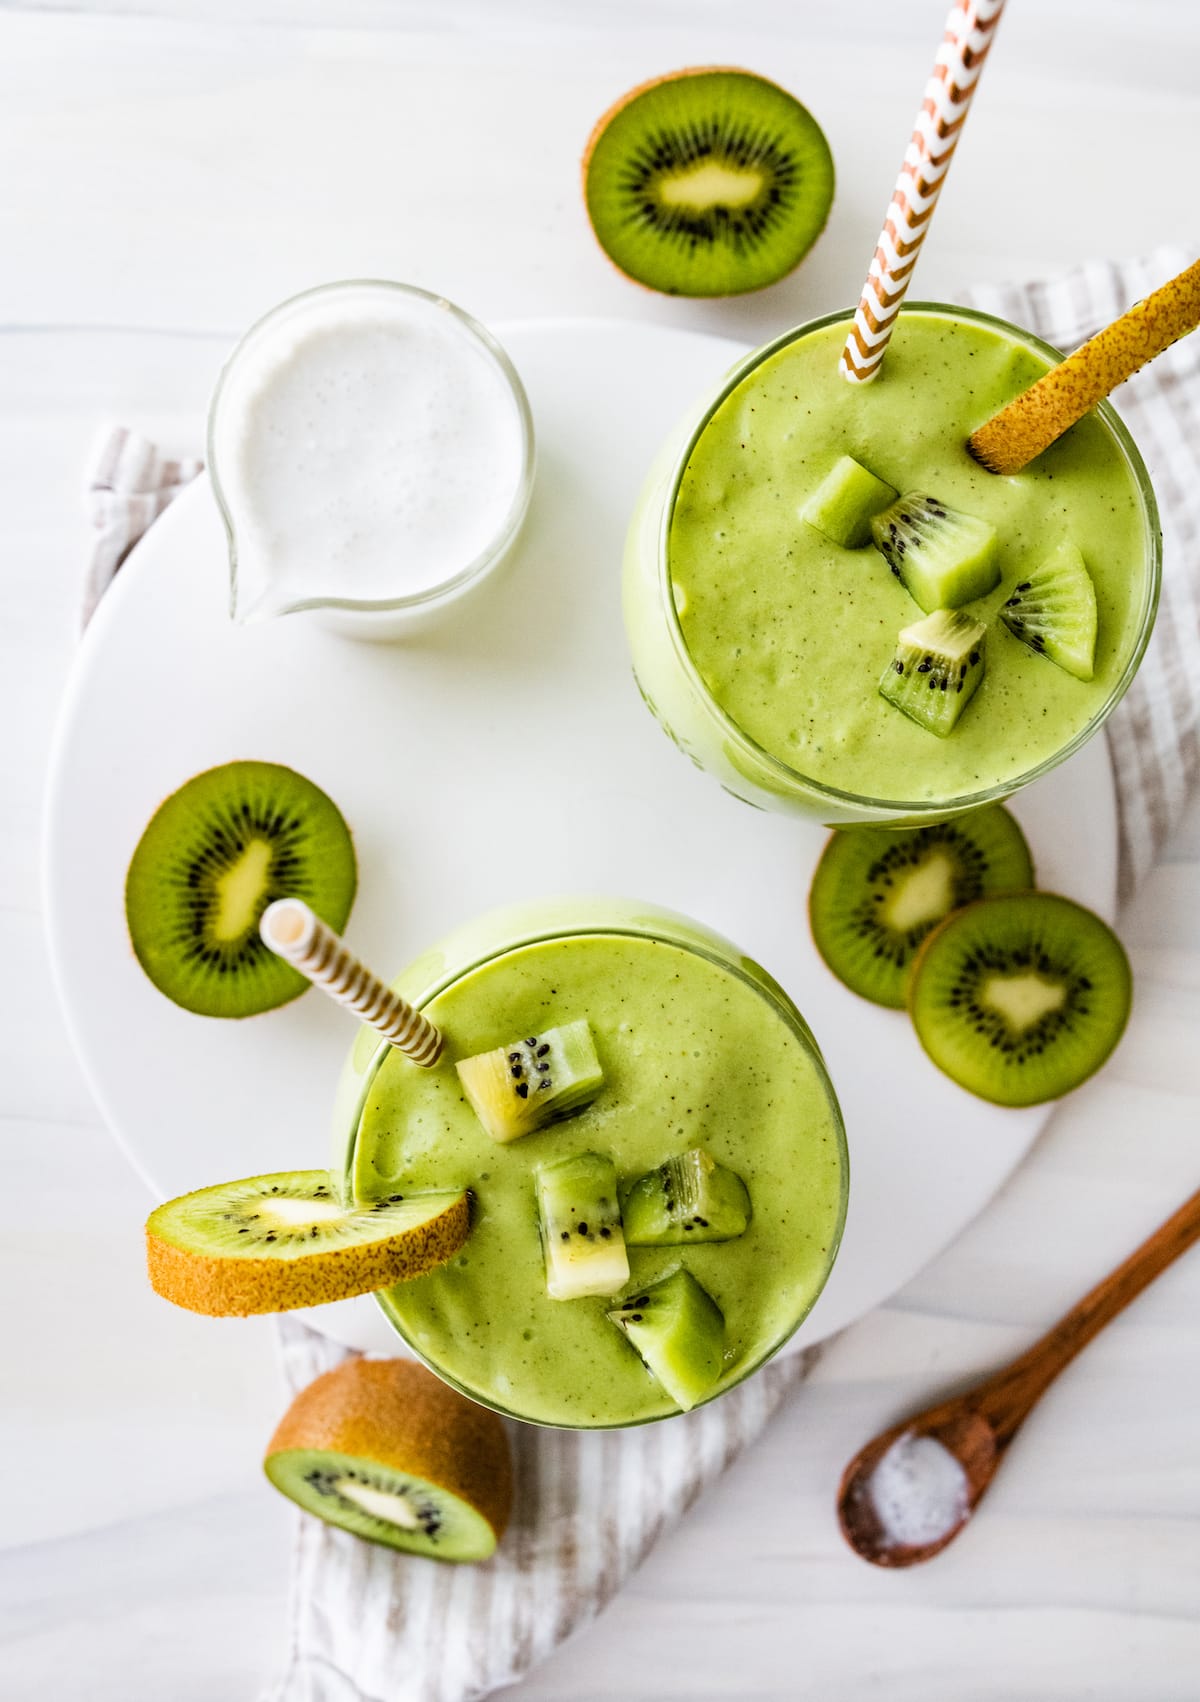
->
xmin=145 ymin=1171 xmax=470 ymax=1316
xmin=125 ymin=759 xmax=357 ymax=1018
xmin=908 ymin=892 xmax=1132 ymax=1107
xmin=265 ymin=1358 xmax=512 ymax=1562
xmin=809 ymin=807 xmax=1035 ymax=1009
xmin=582 ymin=67 xmax=834 ymax=297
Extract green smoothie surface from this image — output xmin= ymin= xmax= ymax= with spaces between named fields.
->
xmin=352 ymin=932 xmax=845 ymax=1426
xmin=667 ymin=311 xmax=1150 ymax=804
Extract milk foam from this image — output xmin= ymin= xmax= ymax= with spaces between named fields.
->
xmin=213 ymin=286 xmax=526 ymax=614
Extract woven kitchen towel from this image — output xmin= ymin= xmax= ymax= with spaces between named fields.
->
xmin=85 ymin=247 xmax=1200 ymax=1702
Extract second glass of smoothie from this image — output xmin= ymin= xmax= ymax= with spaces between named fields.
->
xmin=334 ymin=898 xmax=848 ymax=1429
xmin=624 ymin=304 xmax=1161 ymax=825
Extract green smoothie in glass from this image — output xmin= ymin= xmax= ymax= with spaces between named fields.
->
xmin=624 ymin=305 xmax=1160 ymax=824
xmin=334 ymin=899 xmax=847 ymax=1429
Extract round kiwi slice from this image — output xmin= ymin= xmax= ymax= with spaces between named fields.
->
xmin=265 ymin=1357 xmax=512 ymax=1561
xmin=125 ymin=760 xmax=356 ymax=1018
xmin=582 ymin=67 xmax=834 ymax=297
xmin=809 ymin=807 xmax=1035 ymax=1009
xmin=908 ymin=893 xmax=1132 ymax=1107
xmin=146 ymin=1171 xmax=471 ymax=1316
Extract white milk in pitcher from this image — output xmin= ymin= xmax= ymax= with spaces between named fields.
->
xmin=209 ymin=283 xmax=532 ymax=627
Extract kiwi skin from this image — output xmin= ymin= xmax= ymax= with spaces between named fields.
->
xmin=265 ymin=1358 xmax=513 ymax=1560
xmin=907 ymin=891 xmax=1132 ymax=1107
xmin=581 ymin=66 xmax=834 ymax=298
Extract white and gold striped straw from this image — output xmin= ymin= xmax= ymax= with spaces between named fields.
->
xmin=260 ymin=899 xmax=444 ymax=1067
xmin=841 ymin=0 xmax=1006 ymax=383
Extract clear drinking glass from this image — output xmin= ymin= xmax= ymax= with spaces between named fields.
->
xmin=333 ymin=897 xmax=849 ymax=1429
xmin=622 ymin=303 xmax=1161 ymax=826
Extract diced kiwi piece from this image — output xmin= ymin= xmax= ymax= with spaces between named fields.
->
xmin=801 ymin=455 xmax=898 ymax=549
xmin=125 ymin=760 xmax=357 ymax=1019
xmin=909 ymin=893 xmax=1132 ymax=1107
xmin=870 ymin=493 xmax=999 ymax=611
xmin=1001 ymin=539 xmax=1098 ymax=680
xmin=582 ymin=68 xmax=834 ymax=298
xmin=455 ymin=1020 xmax=604 ymax=1144
xmin=264 ymin=1358 xmax=512 ymax=1561
xmin=623 ymin=1147 xmax=751 ymax=1244
xmin=880 ymin=609 xmax=987 ymax=738
xmin=608 ymin=1269 xmax=724 ymax=1412
xmin=800 ymin=456 xmax=891 ymax=548
xmin=145 ymin=1171 xmax=470 ymax=1316
xmin=809 ymin=807 xmax=1035 ymax=1009
xmin=536 ymin=1151 xmax=629 ymax=1300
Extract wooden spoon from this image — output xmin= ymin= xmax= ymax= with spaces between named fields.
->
xmin=838 ymin=1185 xmax=1200 ymax=1567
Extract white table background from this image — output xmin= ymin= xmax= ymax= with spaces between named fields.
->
xmin=3 ymin=3 xmax=1199 ymax=1696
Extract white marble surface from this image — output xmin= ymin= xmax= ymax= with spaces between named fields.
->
xmin=3 ymin=3 xmax=1199 ymax=1697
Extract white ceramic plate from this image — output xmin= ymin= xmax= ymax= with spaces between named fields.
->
xmin=44 ymin=319 xmax=1117 ymax=1356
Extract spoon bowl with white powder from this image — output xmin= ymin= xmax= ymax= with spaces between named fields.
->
xmin=838 ymin=1185 xmax=1200 ymax=1567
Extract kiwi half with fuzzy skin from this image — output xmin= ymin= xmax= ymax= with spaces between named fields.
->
xmin=908 ymin=892 xmax=1132 ymax=1106
xmin=265 ymin=1358 xmax=512 ymax=1561
xmin=125 ymin=760 xmax=356 ymax=1018
xmin=809 ymin=807 xmax=1035 ymax=1009
xmin=146 ymin=1171 xmax=470 ymax=1316
xmin=583 ymin=67 xmax=834 ymax=297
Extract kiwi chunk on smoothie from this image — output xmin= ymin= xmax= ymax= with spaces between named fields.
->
xmin=265 ymin=1358 xmax=512 ymax=1561
xmin=809 ymin=807 xmax=1034 ymax=1009
xmin=608 ymin=1269 xmax=725 ymax=1411
xmin=145 ymin=1171 xmax=470 ymax=1316
xmin=880 ymin=608 xmax=987 ymax=738
xmin=456 ymin=1020 xmax=604 ymax=1143
xmin=536 ymin=1150 xmax=629 ymax=1300
xmin=871 ymin=493 xmax=999 ymax=611
xmin=582 ymin=68 xmax=834 ymax=297
xmin=801 ymin=455 xmax=898 ymax=549
xmin=124 ymin=759 xmax=357 ymax=1018
xmin=908 ymin=892 xmax=1132 ymax=1106
xmin=1001 ymin=539 xmax=1098 ymax=680
xmin=623 ymin=1147 xmax=751 ymax=1244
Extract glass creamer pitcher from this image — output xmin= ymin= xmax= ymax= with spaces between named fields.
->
xmin=206 ymin=280 xmax=536 ymax=640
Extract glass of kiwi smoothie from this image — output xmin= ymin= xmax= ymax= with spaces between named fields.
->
xmin=333 ymin=897 xmax=848 ymax=1429
xmin=623 ymin=303 xmax=1161 ymax=827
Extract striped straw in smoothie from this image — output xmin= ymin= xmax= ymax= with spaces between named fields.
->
xmin=841 ymin=0 xmax=1006 ymax=383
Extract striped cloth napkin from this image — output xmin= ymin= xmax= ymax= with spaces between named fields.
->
xmin=85 ymin=248 xmax=1199 ymax=1702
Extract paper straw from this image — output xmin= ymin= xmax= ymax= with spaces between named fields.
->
xmin=260 ymin=899 xmax=444 ymax=1067
xmin=841 ymin=0 xmax=1006 ymax=383
xmin=969 ymin=255 xmax=1200 ymax=473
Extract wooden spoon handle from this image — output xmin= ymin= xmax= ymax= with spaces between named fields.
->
xmin=969 ymin=256 xmax=1200 ymax=475
xmin=979 ymin=1186 xmax=1200 ymax=1441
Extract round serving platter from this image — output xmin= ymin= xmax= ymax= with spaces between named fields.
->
xmin=44 ymin=318 xmax=1117 ymax=1354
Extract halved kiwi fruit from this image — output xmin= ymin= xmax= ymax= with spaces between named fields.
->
xmin=810 ymin=807 xmax=1035 ymax=1009
xmin=583 ymin=67 xmax=834 ymax=297
xmin=265 ymin=1357 xmax=512 ymax=1561
xmin=125 ymin=760 xmax=357 ymax=1018
xmin=146 ymin=1170 xmax=471 ymax=1315
xmin=908 ymin=893 xmax=1132 ymax=1106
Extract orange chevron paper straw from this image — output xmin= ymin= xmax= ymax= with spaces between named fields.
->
xmin=260 ymin=898 xmax=444 ymax=1066
xmin=841 ymin=0 xmax=1006 ymax=383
